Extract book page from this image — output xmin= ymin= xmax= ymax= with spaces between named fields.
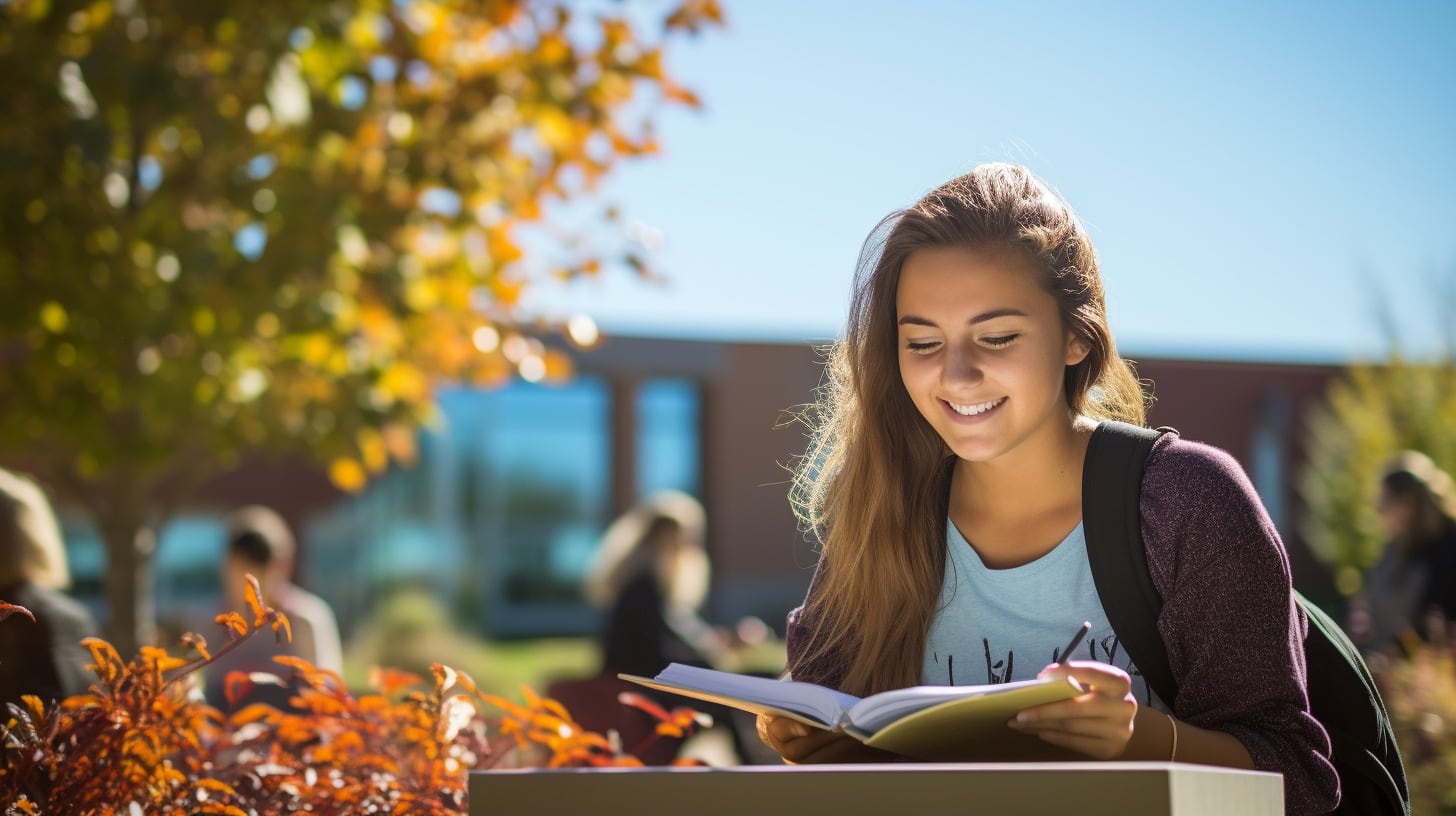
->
xmin=848 ymin=677 xmax=1065 ymax=733
xmin=854 ymin=677 xmax=1083 ymax=761
xmin=624 ymin=663 xmax=862 ymax=729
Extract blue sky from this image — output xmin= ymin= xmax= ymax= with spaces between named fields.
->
xmin=525 ymin=0 xmax=1456 ymax=363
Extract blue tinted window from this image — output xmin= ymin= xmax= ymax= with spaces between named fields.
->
xmin=58 ymin=514 xmax=225 ymax=628
xmin=302 ymin=378 xmax=612 ymax=633
xmin=636 ymin=379 xmax=701 ymax=498
xmin=468 ymin=380 xmax=612 ymax=604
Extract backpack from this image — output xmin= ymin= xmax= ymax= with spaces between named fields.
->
xmin=1082 ymin=421 xmax=1410 ymax=816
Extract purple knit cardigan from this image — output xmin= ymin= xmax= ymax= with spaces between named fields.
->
xmin=785 ymin=432 xmax=1340 ymax=815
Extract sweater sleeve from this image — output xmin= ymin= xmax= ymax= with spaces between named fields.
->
xmin=1140 ymin=434 xmax=1338 ymax=815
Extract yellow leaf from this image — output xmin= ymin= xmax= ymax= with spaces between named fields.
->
xmin=358 ymin=427 xmax=387 ymax=473
xmin=329 ymin=458 xmax=368 ymax=492
xmin=193 ymin=307 xmax=216 ymax=337
xmin=633 ymin=49 xmax=664 ymax=80
xmin=538 ymin=33 xmax=570 ymax=65
xmin=379 ymin=363 xmax=427 ymax=404
xmin=345 ymin=13 xmax=382 ymax=49
xmin=301 ymin=333 xmax=331 ymax=365
xmin=535 ymin=108 xmax=577 ymax=152
xmin=490 ymin=276 xmax=525 ymax=307
xmin=39 ymin=301 xmax=68 ymax=333
xmin=404 ymin=277 xmax=438 ymax=311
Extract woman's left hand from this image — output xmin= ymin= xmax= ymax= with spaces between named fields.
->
xmin=1007 ymin=660 xmax=1137 ymax=759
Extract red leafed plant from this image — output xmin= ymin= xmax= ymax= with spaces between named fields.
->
xmin=0 ymin=578 xmax=709 ymax=815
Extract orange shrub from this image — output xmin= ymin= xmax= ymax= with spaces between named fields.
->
xmin=1 ymin=580 xmax=707 ymax=815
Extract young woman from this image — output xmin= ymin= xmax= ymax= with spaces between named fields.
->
xmin=757 ymin=164 xmax=1338 ymax=814
xmin=1357 ymin=450 xmax=1456 ymax=654
xmin=584 ymin=490 xmax=718 ymax=677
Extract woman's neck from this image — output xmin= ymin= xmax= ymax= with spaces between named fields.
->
xmin=950 ymin=414 xmax=1094 ymax=525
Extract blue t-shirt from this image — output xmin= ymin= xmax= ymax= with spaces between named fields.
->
xmin=922 ymin=518 xmax=1166 ymax=711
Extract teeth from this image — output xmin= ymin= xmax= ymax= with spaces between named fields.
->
xmin=948 ymin=397 xmax=1004 ymax=416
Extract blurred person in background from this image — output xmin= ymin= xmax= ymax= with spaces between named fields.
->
xmin=0 ymin=467 xmax=99 ymax=708
xmin=1352 ymin=450 xmax=1456 ymax=656
xmin=584 ymin=490 xmax=721 ymax=676
xmin=568 ymin=490 xmax=772 ymax=764
xmin=202 ymin=505 xmax=342 ymax=711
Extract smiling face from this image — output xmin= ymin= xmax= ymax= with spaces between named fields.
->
xmin=895 ymin=244 xmax=1089 ymax=464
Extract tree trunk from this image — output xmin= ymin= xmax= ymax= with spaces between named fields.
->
xmin=98 ymin=510 xmax=157 ymax=658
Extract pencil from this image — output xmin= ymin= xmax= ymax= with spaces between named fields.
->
xmin=1057 ymin=621 xmax=1092 ymax=665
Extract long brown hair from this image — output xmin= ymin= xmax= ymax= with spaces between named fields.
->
xmin=789 ymin=163 xmax=1147 ymax=695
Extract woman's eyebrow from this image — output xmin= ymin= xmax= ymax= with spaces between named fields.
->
xmin=897 ymin=308 xmax=1029 ymax=327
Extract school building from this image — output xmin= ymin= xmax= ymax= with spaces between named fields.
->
xmin=51 ymin=334 xmax=1348 ymax=638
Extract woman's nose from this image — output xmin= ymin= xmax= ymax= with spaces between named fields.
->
xmin=942 ymin=342 xmax=985 ymax=387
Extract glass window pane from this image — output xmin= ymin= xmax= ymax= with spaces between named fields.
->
xmin=635 ymin=379 xmax=701 ymax=498
xmin=474 ymin=379 xmax=611 ymax=605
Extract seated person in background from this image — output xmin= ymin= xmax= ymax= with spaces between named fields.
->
xmin=1353 ymin=450 xmax=1456 ymax=655
xmin=584 ymin=490 xmax=721 ymax=677
xmin=0 ymin=467 xmax=99 ymax=709
xmin=203 ymin=505 xmax=343 ymax=711
xmin=555 ymin=491 xmax=726 ymax=763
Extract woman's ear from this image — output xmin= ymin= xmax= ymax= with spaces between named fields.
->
xmin=1065 ymin=333 xmax=1091 ymax=366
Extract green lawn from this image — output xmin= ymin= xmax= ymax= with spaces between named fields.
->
xmin=338 ymin=589 xmax=787 ymax=703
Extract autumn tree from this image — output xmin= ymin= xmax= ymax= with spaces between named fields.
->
xmin=0 ymin=0 xmax=722 ymax=655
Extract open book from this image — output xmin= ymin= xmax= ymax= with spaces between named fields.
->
xmin=620 ymin=663 xmax=1083 ymax=761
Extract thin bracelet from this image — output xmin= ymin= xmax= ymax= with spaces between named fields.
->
xmin=1167 ymin=712 xmax=1179 ymax=762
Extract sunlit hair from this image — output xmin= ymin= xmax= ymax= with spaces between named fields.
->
xmin=1380 ymin=450 xmax=1456 ymax=549
xmin=0 ymin=467 xmax=71 ymax=590
xmin=583 ymin=490 xmax=709 ymax=612
xmin=789 ymin=163 xmax=1147 ymax=695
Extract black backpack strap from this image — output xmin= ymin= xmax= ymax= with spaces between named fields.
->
xmin=1083 ymin=421 xmax=1179 ymax=709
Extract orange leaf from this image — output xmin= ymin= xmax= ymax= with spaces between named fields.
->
xmin=481 ymin=693 xmax=531 ymax=721
xmin=432 ymin=663 xmax=459 ymax=695
xmin=617 ymin=691 xmax=670 ymax=722
xmin=272 ymin=612 xmax=293 ymax=645
xmin=541 ymin=697 xmax=574 ymax=724
xmin=229 ymin=701 xmax=280 ymax=727
xmin=243 ymin=573 xmax=267 ymax=626
xmin=521 ymin=684 xmax=543 ymax=709
xmin=195 ymin=778 xmax=238 ymax=795
xmin=19 ymin=694 xmax=44 ymax=723
xmin=661 ymin=82 xmax=701 ymax=109
xmin=0 ymin=601 xmax=35 ymax=623
xmin=370 ymin=667 xmax=425 ymax=695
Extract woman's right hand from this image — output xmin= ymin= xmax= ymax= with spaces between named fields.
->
xmin=755 ymin=713 xmax=894 ymax=763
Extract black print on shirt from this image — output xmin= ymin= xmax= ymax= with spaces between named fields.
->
xmin=930 ymin=651 xmax=956 ymax=685
xmin=983 ymin=638 xmax=1013 ymax=684
xmin=932 ymin=633 xmax=1153 ymax=705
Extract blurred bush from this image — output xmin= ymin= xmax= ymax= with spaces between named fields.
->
xmin=1300 ymin=356 xmax=1456 ymax=596
xmin=0 ymin=579 xmax=707 ymax=813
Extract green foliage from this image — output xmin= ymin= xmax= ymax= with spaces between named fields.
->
xmin=341 ymin=588 xmax=596 ymax=697
xmin=1299 ymin=356 xmax=1456 ymax=595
